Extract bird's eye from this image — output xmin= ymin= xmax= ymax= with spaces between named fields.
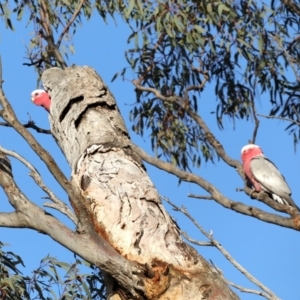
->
xmin=34 ymin=93 xmax=38 ymax=96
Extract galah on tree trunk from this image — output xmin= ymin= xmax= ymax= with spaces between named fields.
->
xmin=241 ymin=144 xmax=299 ymax=210
xmin=31 ymin=89 xmax=51 ymax=112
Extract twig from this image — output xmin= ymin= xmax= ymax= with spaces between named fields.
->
xmin=162 ymin=196 xmax=280 ymax=300
xmin=132 ymin=81 xmax=243 ymax=176
xmin=184 ymin=67 xmax=209 ymax=104
xmin=287 ymin=35 xmax=300 ymax=51
xmin=226 ymin=280 xmax=276 ymax=298
xmin=257 ymin=113 xmax=300 ymax=126
xmin=180 ymin=231 xmax=213 ymax=246
xmin=0 ymin=120 xmax=51 ymax=134
xmin=134 ymin=32 xmax=166 ymax=85
xmin=39 ymin=0 xmax=67 ymax=68
xmin=269 ymin=33 xmax=300 ymax=83
xmin=188 ymin=194 xmax=214 ymax=200
xmin=250 ymin=97 xmax=260 ymax=144
xmin=0 ymin=145 xmax=77 ymax=224
xmin=57 ymin=0 xmax=86 ymax=48
xmin=23 ymin=58 xmax=45 ymax=67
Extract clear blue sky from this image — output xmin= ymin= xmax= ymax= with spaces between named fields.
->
xmin=0 ymin=9 xmax=299 ymax=300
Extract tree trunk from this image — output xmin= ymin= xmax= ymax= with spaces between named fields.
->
xmin=41 ymin=66 xmax=239 ymax=300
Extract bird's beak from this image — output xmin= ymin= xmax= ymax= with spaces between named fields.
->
xmin=31 ymin=97 xmax=34 ymax=102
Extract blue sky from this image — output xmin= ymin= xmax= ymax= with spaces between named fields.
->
xmin=0 ymin=9 xmax=299 ymax=300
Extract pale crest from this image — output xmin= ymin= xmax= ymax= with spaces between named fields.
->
xmin=31 ymin=89 xmax=46 ymax=97
xmin=241 ymin=144 xmax=260 ymax=155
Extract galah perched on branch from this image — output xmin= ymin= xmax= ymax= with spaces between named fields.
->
xmin=241 ymin=144 xmax=299 ymax=210
xmin=31 ymin=89 xmax=51 ymax=112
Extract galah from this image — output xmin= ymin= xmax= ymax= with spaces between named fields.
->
xmin=31 ymin=89 xmax=51 ymax=112
xmin=241 ymin=144 xmax=299 ymax=210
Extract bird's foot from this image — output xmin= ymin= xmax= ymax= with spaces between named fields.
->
xmin=249 ymin=189 xmax=257 ymax=198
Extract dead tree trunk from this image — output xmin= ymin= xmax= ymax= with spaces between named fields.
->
xmin=41 ymin=66 xmax=239 ymax=300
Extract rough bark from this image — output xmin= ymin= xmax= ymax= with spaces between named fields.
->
xmin=41 ymin=66 xmax=239 ymax=300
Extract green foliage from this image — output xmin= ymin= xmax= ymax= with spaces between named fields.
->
xmin=115 ymin=0 xmax=300 ymax=168
xmin=0 ymin=0 xmax=99 ymax=71
xmin=0 ymin=242 xmax=105 ymax=299
xmin=2 ymin=0 xmax=300 ymax=166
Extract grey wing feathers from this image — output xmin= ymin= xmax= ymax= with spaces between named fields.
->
xmin=250 ymin=156 xmax=291 ymax=198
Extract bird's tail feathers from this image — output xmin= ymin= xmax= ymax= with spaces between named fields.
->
xmin=271 ymin=194 xmax=287 ymax=205
xmin=272 ymin=194 xmax=299 ymax=211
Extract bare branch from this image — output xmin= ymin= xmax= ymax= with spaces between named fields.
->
xmin=188 ymin=194 xmax=214 ymax=200
xmin=0 ymin=151 xmax=145 ymax=298
xmin=23 ymin=57 xmax=44 ymax=67
xmin=257 ymin=113 xmax=300 ymax=126
xmin=57 ymin=0 xmax=86 ymax=48
xmin=190 ymin=190 xmax=298 ymax=216
xmin=226 ymin=280 xmax=276 ymax=299
xmin=163 ymin=196 xmax=280 ymax=300
xmin=39 ymin=0 xmax=67 ymax=68
xmin=131 ymin=142 xmax=300 ymax=230
xmin=180 ymin=231 xmax=213 ymax=246
xmin=0 ymin=120 xmax=51 ymax=134
xmin=184 ymin=67 xmax=209 ymax=105
xmin=0 ymin=145 xmax=77 ymax=224
xmin=135 ymin=32 xmax=166 ymax=85
xmin=292 ymin=105 xmax=300 ymax=123
xmin=269 ymin=33 xmax=300 ymax=82
xmin=186 ymin=107 xmax=243 ymax=171
xmin=132 ymin=81 xmax=243 ymax=175
xmin=250 ymin=98 xmax=260 ymax=144
xmin=131 ymin=82 xmax=300 ymax=220
xmin=0 ymin=212 xmax=25 ymax=227
xmin=0 ymin=68 xmax=92 ymax=233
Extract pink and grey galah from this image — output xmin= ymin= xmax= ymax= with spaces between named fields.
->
xmin=241 ymin=144 xmax=299 ymax=210
xmin=31 ymin=89 xmax=51 ymax=112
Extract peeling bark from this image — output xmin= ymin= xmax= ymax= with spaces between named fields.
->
xmin=41 ymin=66 xmax=239 ymax=299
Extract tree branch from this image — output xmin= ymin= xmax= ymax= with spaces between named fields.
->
xmin=135 ymin=32 xmax=166 ymax=85
xmin=189 ymin=190 xmax=299 ymax=216
xmin=0 ymin=67 xmax=96 ymax=234
xmin=0 ymin=145 xmax=77 ymax=224
xmin=281 ymin=0 xmax=300 ymax=17
xmin=0 ymin=120 xmax=51 ymax=134
xmin=39 ymin=0 xmax=67 ymax=68
xmin=0 ymin=212 xmax=25 ymax=227
xmin=188 ymin=194 xmax=214 ymax=200
xmin=131 ymin=143 xmax=300 ymax=230
xmin=180 ymin=231 xmax=213 ymax=246
xmin=269 ymin=33 xmax=300 ymax=83
xmin=250 ymin=97 xmax=260 ymax=144
xmin=131 ymin=81 xmax=300 ymax=220
xmin=257 ymin=113 xmax=300 ymax=126
xmin=132 ymin=81 xmax=243 ymax=175
xmin=226 ymin=280 xmax=276 ymax=299
xmin=0 ymin=151 xmax=146 ymax=299
xmin=163 ymin=196 xmax=280 ymax=300
xmin=57 ymin=0 xmax=86 ymax=48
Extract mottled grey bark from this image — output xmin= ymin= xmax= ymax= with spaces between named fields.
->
xmin=41 ymin=66 xmax=239 ymax=300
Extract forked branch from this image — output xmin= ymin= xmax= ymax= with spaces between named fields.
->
xmin=131 ymin=143 xmax=299 ymax=230
xmin=163 ymin=197 xmax=280 ymax=300
xmin=0 ymin=151 xmax=145 ymax=298
xmin=0 ymin=145 xmax=76 ymax=223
